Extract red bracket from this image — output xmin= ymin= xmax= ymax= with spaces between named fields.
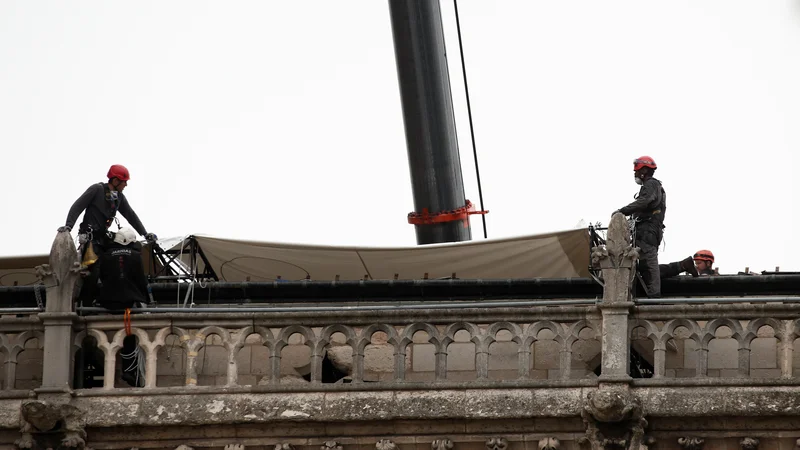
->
xmin=408 ymin=200 xmax=488 ymax=228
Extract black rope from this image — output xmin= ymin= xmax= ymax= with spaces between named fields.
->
xmin=453 ymin=0 xmax=487 ymax=239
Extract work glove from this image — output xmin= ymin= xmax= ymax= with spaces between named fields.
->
xmin=57 ymin=226 xmax=71 ymax=233
xmin=145 ymin=232 xmax=158 ymax=243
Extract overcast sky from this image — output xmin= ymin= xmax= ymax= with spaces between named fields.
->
xmin=1 ymin=1 xmax=798 ymax=274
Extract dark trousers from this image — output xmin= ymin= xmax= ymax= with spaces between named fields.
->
xmin=635 ymin=221 xmax=663 ymax=297
xmin=77 ymin=239 xmax=105 ymax=305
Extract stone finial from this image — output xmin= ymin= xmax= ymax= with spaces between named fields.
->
xmin=486 ymin=438 xmax=507 ymax=450
xmin=432 ymin=439 xmax=454 ymax=450
xmin=275 ymin=444 xmax=295 ymax=450
xmin=38 ymin=231 xmax=82 ymax=312
xmin=377 ymin=440 xmax=397 ymax=450
xmin=593 ymin=213 xmax=638 ymax=304
xmin=606 ymin=212 xmax=635 ymax=264
xmin=321 ymin=441 xmax=342 ymax=450
xmin=740 ymin=438 xmax=759 ymax=450
xmin=796 ymin=438 xmax=800 ymax=450
xmin=677 ymin=438 xmax=704 ymax=450
xmin=538 ymin=438 xmax=559 ymax=450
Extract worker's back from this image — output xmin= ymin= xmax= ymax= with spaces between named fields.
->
xmin=97 ymin=240 xmax=148 ymax=311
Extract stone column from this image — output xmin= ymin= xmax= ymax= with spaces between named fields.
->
xmin=36 ymin=231 xmax=82 ymax=391
xmin=592 ymin=213 xmax=637 ymax=381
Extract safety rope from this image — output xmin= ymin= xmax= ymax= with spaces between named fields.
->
xmin=120 ymin=343 xmax=145 ymax=387
xmin=453 ymin=0 xmax=488 ymax=239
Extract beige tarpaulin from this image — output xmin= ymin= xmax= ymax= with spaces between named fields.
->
xmin=0 ymin=254 xmax=48 ymax=286
xmin=0 ymin=229 xmax=590 ymax=285
xmin=190 ymin=229 xmax=590 ymax=282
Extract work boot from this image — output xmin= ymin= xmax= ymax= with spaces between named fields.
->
xmin=680 ymin=256 xmax=699 ymax=277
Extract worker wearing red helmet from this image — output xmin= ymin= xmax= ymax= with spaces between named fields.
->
xmin=58 ymin=164 xmax=156 ymax=303
xmin=613 ymin=156 xmax=666 ymax=297
xmin=59 ymin=165 xmax=155 ymax=243
xmin=692 ymin=250 xmax=716 ymax=276
xmin=659 ymin=250 xmax=716 ymax=278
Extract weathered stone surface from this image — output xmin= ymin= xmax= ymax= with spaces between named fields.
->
xmin=0 ymin=399 xmax=24 ymax=429
xmin=323 ymin=391 xmax=394 ymax=421
xmin=394 ymin=390 xmax=467 ymax=419
xmin=639 ymin=386 xmax=800 ymax=416
xmin=531 ymin=388 xmax=584 ymax=417
xmin=364 ymin=344 xmax=395 ymax=374
xmin=464 ymin=389 xmax=532 ymax=419
xmin=72 ymin=393 xmax=325 ymax=426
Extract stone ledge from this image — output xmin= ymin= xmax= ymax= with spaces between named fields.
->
xmin=1 ymin=386 xmax=800 ymax=430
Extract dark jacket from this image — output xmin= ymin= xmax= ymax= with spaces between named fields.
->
xmin=619 ymin=177 xmax=666 ymax=224
xmin=97 ymin=242 xmax=149 ymax=310
xmin=64 ymin=183 xmax=147 ymax=236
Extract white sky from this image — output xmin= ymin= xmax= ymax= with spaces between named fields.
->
xmin=1 ymin=1 xmax=798 ymax=274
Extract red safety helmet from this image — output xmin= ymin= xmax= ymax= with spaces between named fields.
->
xmin=107 ymin=164 xmax=130 ymax=181
xmin=693 ymin=250 xmax=715 ymax=263
xmin=633 ymin=156 xmax=657 ymax=171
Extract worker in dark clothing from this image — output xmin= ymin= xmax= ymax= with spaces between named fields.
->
xmin=659 ymin=250 xmax=720 ymax=278
xmin=613 ymin=156 xmax=666 ymax=298
xmin=97 ymin=227 xmax=150 ymax=387
xmin=97 ymin=228 xmax=150 ymax=311
xmin=56 ymin=165 xmax=156 ymax=303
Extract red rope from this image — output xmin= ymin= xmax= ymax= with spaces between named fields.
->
xmin=124 ymin=308 xmax=132 ymax=336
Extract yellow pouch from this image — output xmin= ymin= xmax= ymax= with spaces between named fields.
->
xmin=82 ymin=242 xmax=99 ymax=267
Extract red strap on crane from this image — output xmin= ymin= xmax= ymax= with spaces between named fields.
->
xmin=407 ymin=200 xmax=488 ymax=228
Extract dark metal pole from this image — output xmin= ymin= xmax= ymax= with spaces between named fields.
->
xmin=388 ymin=0 xmax=472 ymax=245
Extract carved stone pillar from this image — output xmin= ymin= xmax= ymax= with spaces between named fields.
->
xmin=37 ymin=231 xmax=81 ymax=391
xmin=592 ymin=213 xmax=637 ymax=381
